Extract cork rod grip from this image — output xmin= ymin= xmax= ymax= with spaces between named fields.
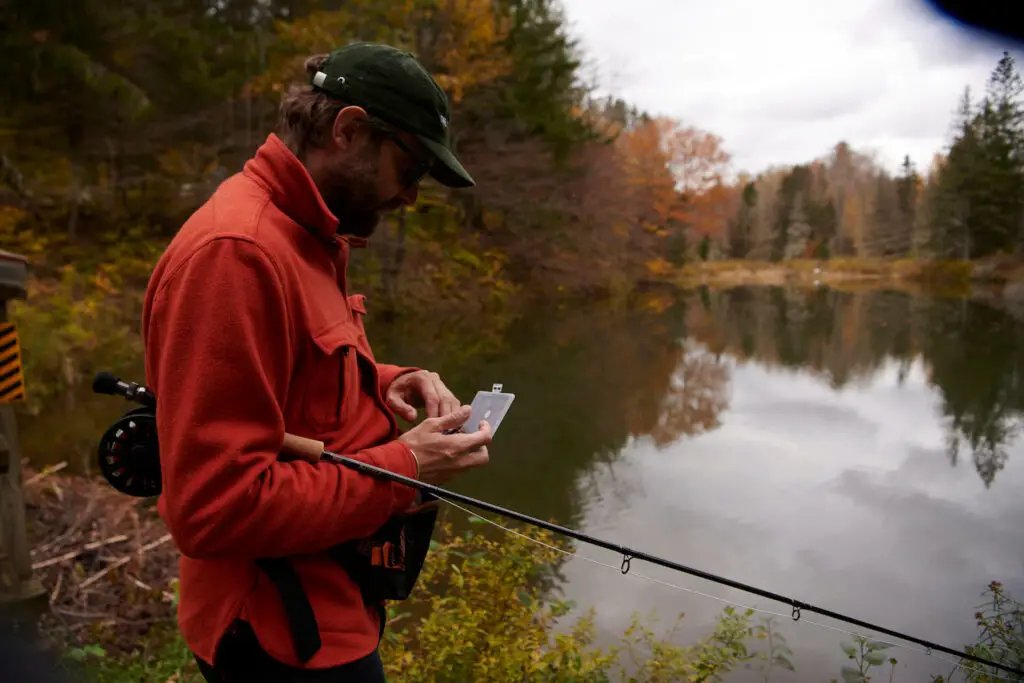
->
xmin=281 ymin=433 xmax=326 ymax=463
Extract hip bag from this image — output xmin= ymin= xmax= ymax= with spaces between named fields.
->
xmin=254 ymin=495 xmax=440 ymax=664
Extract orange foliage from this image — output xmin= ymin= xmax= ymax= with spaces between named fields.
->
xmin=616 ymin=118 xmax=687 ymax=231
xmin=843 ymin=193 xmax=866 ymax=253
xmin=688 ymin=181 xmax=738 ymax=241
xmin=410 ymin=0 xmax=514 ymax=103
xmin=250 ymin=0 xmax=511 ymax=104
xmin=658 ymin=119 xmax=731 ymax=194
xmin=615 ymin=116 xmax=734 ymax=243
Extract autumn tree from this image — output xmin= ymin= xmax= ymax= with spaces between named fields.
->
xmin=1 ymin=0 xmax=267 ymax=246
xmin=665 ymin=123 xmax=733 ymax=257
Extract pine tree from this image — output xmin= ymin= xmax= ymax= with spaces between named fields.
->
xmin=894 ymin=155 xmax=919 ymax=254
xmin=930 ymin=87 xmax=983 ymax=257
xmin=929 ymin=54 xmax=1024 ymax=258
xmin=977 ymin=51 xmax=1024 ymax=253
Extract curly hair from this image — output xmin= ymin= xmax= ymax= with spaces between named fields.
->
xmin=277 ymin=54 xmax=394 ymax=159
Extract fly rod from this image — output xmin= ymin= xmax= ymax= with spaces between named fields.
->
xmin=285 ymin=432 xmax=1024 ymax=678
xmin=91 ymin=372 xmax=1023 ymax=678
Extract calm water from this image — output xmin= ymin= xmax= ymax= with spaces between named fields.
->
xmin=18 ymin=284 xmax=1024 ymax=680
xmin=372 ymin=285 xmax=1024 ymax=681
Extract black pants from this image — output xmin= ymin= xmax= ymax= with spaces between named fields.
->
xmin=194 ymin=620 xmax=386 ymax=683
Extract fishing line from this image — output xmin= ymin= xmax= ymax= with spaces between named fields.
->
xmin=313 ymin=447 xmax=1021 ymax=678
xmin=315 ymin=448 xmax=1019 ymax=679
xmin=441 ymin=498 xmax=1015 ymax=683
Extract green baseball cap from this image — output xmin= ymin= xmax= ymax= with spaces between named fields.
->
xmin=311 ymin=42 xmax=474 ymax=188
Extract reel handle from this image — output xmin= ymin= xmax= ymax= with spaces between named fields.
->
xmin=92 ymin=371 xmax=156 ymax=409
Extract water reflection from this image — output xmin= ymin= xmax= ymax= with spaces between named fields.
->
xmin=634 ymin=338 xmax=730 ymax=448
xmin=683 ymin=286 xmax=1024 ymax=489
xmin=372 ymin=285 xmax=1024 ymax=681
xmin=369 ymin=293 xmax=716 ymax=528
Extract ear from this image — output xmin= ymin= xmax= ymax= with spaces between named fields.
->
xmin=330 ymin=106 xmax=370 ymax=151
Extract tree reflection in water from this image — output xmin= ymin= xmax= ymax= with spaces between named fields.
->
xmin=684 ymin=285 xmax=1024 ymax=489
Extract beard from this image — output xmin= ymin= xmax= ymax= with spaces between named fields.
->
xmin=319 ymin=147 xmax=385 ymax=238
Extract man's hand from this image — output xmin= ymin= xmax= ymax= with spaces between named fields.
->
xmin=399 ymin=406 xmax=491 ymax=485
xmin=386 ymin=370 xmax=460 ymax=422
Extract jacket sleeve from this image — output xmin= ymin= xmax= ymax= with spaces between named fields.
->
xmin=144 ymin=236 xmax=418 ymax=560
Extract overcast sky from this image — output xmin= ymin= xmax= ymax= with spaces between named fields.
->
xmin=559 ymin=0 xmax=1024 ymax=178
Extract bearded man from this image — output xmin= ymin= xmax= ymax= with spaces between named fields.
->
xmin=141 ymin=42 xmax=492 ymax=682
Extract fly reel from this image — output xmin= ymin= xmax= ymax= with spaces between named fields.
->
xmin=96 ymin=407 xmax=161 ymax=497
xmin=93 ymin=371 xmax=162 ymax=498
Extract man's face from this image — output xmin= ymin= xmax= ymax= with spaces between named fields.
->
xmin=320 ymin=121 xmax=433 ymax=238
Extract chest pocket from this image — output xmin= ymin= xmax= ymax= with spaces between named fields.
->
xmin=302 ymin=318 xmax=362 ymax=434
xmin=347 ymin=294 xmax=376 ymax=363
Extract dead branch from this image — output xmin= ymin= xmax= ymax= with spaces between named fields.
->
xmin=32 ymin=534 xmax=129 ymax=570
xmin=79 ymin=534 xmax=173 ymax=590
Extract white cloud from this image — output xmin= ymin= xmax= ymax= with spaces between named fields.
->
xmin=560 ymin=0 xmax=1024 ymax=177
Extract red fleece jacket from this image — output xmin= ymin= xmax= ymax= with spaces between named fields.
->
xmin=142 ymin=133 xmax=420 ymax=669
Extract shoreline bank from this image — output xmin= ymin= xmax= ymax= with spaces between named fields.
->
xmin=675 ymin=257 xmax=1024 ymax=291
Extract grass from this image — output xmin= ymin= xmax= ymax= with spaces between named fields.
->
xmin=675 ymin=257 xmax=1024 ymax=298
xmin=61 ymin=630 xmax=202 ymax=683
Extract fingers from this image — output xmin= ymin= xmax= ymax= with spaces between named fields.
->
xmin=438 ymin=383 xmax=460 ymax=418
xmin=424 ymin=373 xmax=459 ymax=418
xmin=427 ymin=404 xmax=472 ymax=431
xmin=439 ymin=393 xmax=459 ymax=418
xmin=399 ymin=370 xmax=459 ymax=419
xmin=459 ymin=446 xmax=489 ymax=469
xmin=447 ymin=420 xmax=492 ymax=452
xmin=387 ymin=395 xmax=417 ymax=422
xmin=421 ymin=378 xmax=441 ymax=418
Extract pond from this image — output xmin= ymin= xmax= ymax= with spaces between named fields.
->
xmin=372 ymin=284 xmax=1024 ymax=681
xmin=15 ymin=283 xmax=1024 ymax=681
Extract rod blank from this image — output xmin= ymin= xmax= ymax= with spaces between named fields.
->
xmin=314 ymin=445 xmax=1023 ymax=679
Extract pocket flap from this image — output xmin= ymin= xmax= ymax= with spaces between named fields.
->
xmin=349 ymin=294 xmax=367 ymax=315
xmin=312 ymin=319 xmax=361 ymax=355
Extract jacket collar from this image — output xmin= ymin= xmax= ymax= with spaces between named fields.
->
xmin=242 ymin=133 xmax=368 ymax=250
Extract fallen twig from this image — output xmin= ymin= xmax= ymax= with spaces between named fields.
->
xmin=32 ymin=534 xmax=129 ymax=570
xmin=54 ymin=608 xmax=111 ymax=620
xmin=126 ymin=573 xmax=176 ymax=602
xmin=25 ymin=464 xmax=181 ymax=658
xmin=79 ymin=534 xmax=173 ymax=590
xmin=25 ymin=462 xmax=68 ymax=486
xmin=50 ymin=569 xmax=63 ymax=603
xmin=32 ymin=493 xmax=100 ymax=556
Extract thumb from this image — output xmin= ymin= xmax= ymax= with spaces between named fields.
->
xmin=430 ymin=404 xmax=471 ymax=431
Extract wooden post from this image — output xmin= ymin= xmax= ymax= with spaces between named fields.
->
xmin=0 ymin=249 xmax=47 ymax=634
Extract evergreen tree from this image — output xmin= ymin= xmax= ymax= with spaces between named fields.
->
xmin=977 ymin=51 xmax=1024 ymax=253
xmin=929 ymin=53 xmax=1024 ymax=258
xmin=896 ymin=155 xmax=919 ymax=233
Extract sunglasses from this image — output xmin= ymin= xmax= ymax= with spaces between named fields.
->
xmin=384 ymin=133 xmax=433 ymax=189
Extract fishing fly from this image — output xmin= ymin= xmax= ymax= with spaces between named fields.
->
xmin=90 ymin=371 xmax=1024 ymax=680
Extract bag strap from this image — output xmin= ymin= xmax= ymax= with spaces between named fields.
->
xmin=253 ymin=558 xmax=322 ymax=664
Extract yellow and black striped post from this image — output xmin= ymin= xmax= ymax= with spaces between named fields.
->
xmin=0 ymin=249 xmax=45 ymax=635
xmin=0 ymin=321 xmax=25 ymax=404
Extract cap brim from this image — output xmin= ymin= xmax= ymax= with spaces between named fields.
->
xmin=419 ymin=136 xmax=475 ymax=188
